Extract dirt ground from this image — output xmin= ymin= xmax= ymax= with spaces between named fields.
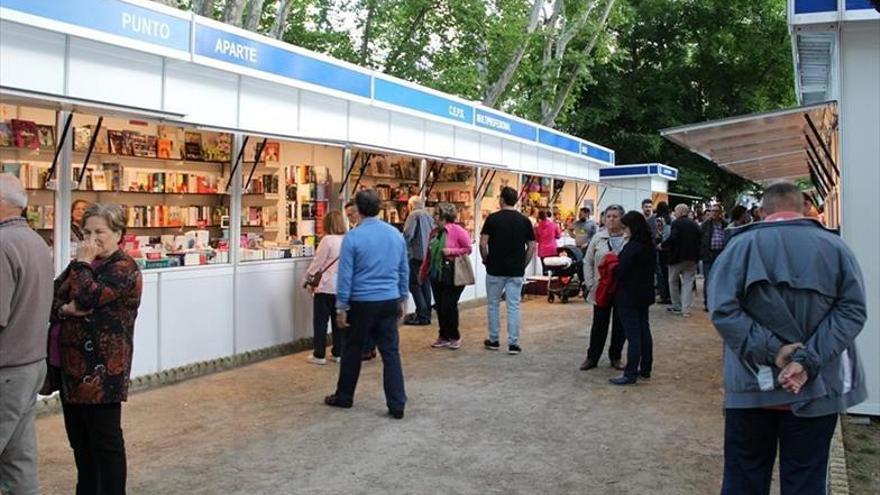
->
xmin=35 ymin=298 xmax=727 ymax=494
xmin=842 ymin=417 xmax=880 ymax=495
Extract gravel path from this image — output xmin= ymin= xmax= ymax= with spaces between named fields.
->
xmin=35 ymin=298 xmax=726 ymax=494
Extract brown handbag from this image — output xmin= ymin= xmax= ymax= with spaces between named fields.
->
xmin=453 ymin=255 xmax=475 ymax=286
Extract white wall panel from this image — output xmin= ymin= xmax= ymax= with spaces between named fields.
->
xmin=235 ymin=263 xmax=297 ymax=353
xmin=349 ymin=102 xmax=389 ymax=146
xmin=158 ymin=267 xmax=234 ymax=369
xmin=389 ymin=111 xmax=425 ymax=154
xmin=538 ymin=149 xmax=555 ymax=177
xmin=480 ymin=135 xmax=503 ymax=166
xmin=0 ymin=21 xmax=65 ymax=94
xmin=453 ymin=128 xmax=481 ymax=162
xmin=841 ymin=24 xmax=880 ymax=415
xmin=424 ymin=120 xmax=454 ymax=157
xmin=299 ymin=90 xmax=348 ymax=140
xmin=520 ymin=145 xmax=539 ymax=174
xmin=131 ymin=273 xmax=159 ymax=378
xmin=68 ymin=38 xmax=162 ymax=109
xmin=501 ymin=140 xmax=522 ymax=169
xmin=165 ymin=61 xmax=238 ymax=127
xmin=292 ymin=262 xmax=314 ymax=341
xmin=239 ymin=77 xmax=299 ymax=136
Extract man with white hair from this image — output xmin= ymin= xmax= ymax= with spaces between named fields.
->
xmin=402 ymin=196 xmax=435 ymax=325
xmin=0 ymin=173 xmax=53 ymax=494
xmin=661 ymin=203 xmax=701 ymax=317
xmin=709 ymin=181 xmax=867 ymax=493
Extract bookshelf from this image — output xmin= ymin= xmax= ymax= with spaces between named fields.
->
xmin=425 ymin=164 xmax=476 ymax=234
xmin=349 ymin=153 xmax=421 ymax=229
xmin=1 ymin=104 xmax=59 ymax=245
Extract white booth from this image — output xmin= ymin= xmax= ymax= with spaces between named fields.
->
xmin=661 ymin=1 xmax=879 ymax=415
xmin=0 ymin=0 xmax=613 ymax=380
xmin=597 ymin=163 xmax=678 ymax=213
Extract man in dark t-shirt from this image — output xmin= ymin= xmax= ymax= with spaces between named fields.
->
xmin=479 ymin=186 xmax=536 ymax=354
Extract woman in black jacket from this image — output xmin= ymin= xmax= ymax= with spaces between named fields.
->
xmin=610 ymin=211 xmax=656 ymax=385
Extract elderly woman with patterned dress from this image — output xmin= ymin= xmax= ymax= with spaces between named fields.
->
xmin=51 ymin=203 xmax=142 ymax=495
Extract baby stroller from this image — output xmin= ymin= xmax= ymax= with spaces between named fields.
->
xmin=543 ymin=245 xmax=585 ymax=304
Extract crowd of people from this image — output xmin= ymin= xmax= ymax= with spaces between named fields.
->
xmin=0 ymin=170 xmax=870 ymax=494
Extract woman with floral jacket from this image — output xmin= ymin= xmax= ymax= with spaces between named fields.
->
xmin=51 ymin=203 xmax=142 ymax=495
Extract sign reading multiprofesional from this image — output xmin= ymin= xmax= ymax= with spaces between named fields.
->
xmin=374 ymin=78 xmax=474 ymax=124
xmin=474 ymin=109 xmax=537 ymax=141
xmin=0 ymin=0 xmax=190 ymax=55
xmin=193 ymin=22 xmax=371 ymax=98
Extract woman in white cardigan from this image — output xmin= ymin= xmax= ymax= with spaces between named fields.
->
xmin=304 ymin=211 xmax=347 ymax=365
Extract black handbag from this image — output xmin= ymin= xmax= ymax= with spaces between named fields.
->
xmin=303 ymin=257 xmax=339 ymax=290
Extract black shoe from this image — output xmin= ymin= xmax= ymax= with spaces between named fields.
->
xmin=579 ymin=358 xmax=597 ymax=370
xmin=484 ymin=339 xmax=500 ymax=351
xmin=388 ymin=409 xmax=405 ymax=420
xmin=324 ymin=394 xmax=353 ymax=408
xmin=639 ymin=372 xmax=651 ymax=380
xmin=609 ymin=376 xmax=637 ymax=386
xmin=610 ymin=360 xmax=625 ymax=371
xmin=507 ymin=344 xmax=522 ymax=355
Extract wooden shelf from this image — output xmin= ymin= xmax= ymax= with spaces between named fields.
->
xmin=125 ymin=225 xmax=222 ymax=230
xmin=1 ymin=147 xmax=231 ymax=166
xmin=73 ymin=190 xmax=226 ymax=196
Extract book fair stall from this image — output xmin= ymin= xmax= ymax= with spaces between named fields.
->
xmin=0 ymin=0 xmax=613 ymax=382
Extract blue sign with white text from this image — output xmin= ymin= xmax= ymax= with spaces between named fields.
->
xmin=475 ymin=109 xmax=536 ymax=141
xmin=0 ymin=0 xmax=190 ymax=53
xmin=193 ymin=23 xmax=371 ymax=98
xmin=658 ymin=166 xmax=678 ymax=180
xmin=374 ymin=78 xmax=473 ymax=124
xmin=539 ymin=129 xmax=581 ymax=154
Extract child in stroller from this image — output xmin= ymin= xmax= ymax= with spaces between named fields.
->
xmin=542 ymin=245 xmax=585 ymax=303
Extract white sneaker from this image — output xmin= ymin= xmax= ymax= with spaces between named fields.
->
xmin=307 ymin=356 xmax=327 ymax=365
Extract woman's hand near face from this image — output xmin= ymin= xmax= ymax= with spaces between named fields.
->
xmin=76 ymin=240 xmax=100 ymax=263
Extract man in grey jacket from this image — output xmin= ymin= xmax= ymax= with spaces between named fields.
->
xmin=0 ymin=173 xmax=53 ymax=495
xmin=402 ymin=196 xmax=435 ymax=326
xmin=708 ymin=181 xmax=867 ymax=495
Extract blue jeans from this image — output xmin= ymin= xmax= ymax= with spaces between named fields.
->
xmin=486 ymin=275 xmax=524 ymax=345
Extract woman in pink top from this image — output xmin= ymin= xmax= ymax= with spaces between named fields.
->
xmin=304 ymin=211 xmax=347 ymax=365
xmin=534 ymin=209 xmax=561 ymax=274
xmin=419 ymin=203 xmax=473 ymax=350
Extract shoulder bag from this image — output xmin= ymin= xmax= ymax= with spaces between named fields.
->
xmin=303 ymin=257 xmax=339 ymax=290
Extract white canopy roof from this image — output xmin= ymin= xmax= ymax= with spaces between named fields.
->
xmin=660 ymin=102 xmax=837 ymax=183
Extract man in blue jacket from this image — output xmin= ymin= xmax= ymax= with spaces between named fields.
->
xmin=709 ymin=181 xmax=867 ymax=494
xmin=326 ymin=189 xmax=409 ymax=419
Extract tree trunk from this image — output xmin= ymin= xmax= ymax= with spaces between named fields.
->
xmin=541 ymin=0 xmax=616 ymax=127
xmin=359 ymin=1 xmax=376 ymax=66
xmin=271 ymin=0 xmax=294 ymax=39
xmin=223 ymin=0 xmax=248 ymax=26
xmin=244 ymin=0 xmax=265 ymax=32
xmin=383 ymin=3 xmax=433 ymax=70
xmin=481 ymin=0 xmax=545 ymax=108
xmin=193 ymin=0 xmax=215 ymax=17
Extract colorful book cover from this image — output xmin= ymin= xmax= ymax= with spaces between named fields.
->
xmin=36 ymin=125 xmax=54 ymax=149
xmin=157 ymin=138 xmax=173 ymax=159
xmin=146 ymin=135 xmax=158 ymax=158
xmin=73 ymin=126 xmax=92 ymax=152
xmin=107 ymin=130 xmax=127 ymax=155
xmin=184 ymin=132 xmax=203 ymax=161
xmin=2 ymin=162 xmax=22 ymax=179
xmin=0 ymin=122 xmax=12 ymax=147
xmin=263 ymin=142 xmax=280 ymax=163
xmin=11 ymin=119 xmax=40 ymax=149
xmin=128 ymin=131 xmax=148 ymax=157
xmin=102 ymin=163 xmax=121 ymax=191
xmin=92 ymin=171 xmax=108 ymax=191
